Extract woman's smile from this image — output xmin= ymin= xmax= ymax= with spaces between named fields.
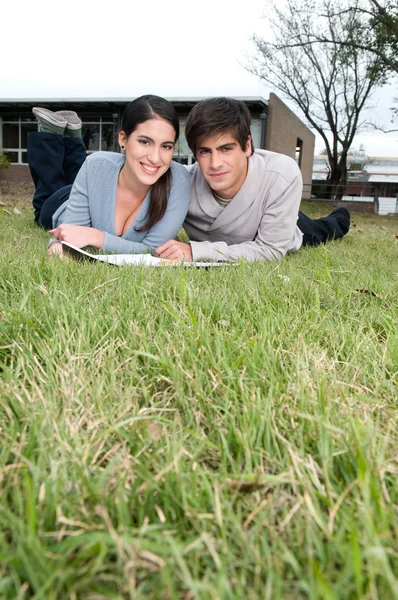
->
xmin=140 ymin=162 xmax=161 ymax=175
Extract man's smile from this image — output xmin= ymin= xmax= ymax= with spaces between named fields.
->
xmin=208 ymin=171 xmax=229 ymax=178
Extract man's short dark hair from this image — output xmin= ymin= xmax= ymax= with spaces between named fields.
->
xmin=185 ymin=97 xmax=254 ymax=156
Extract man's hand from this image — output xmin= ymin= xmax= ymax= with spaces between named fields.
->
xmin=49 ymin=225 xmax=105 ymax=249
xmin=155 ymin=240 xmax=193 ymax=262
xmin=47 ymin=242 xmax=64 ymax=258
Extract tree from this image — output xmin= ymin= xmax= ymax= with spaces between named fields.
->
xmin=0 ymin=152 xmax=10 ymax=170
xmin=246 ymin=0 xmax=389 ymax=199
xmin=312 ymin=0 xmax=398 ymax=131
xmin=368 ymin=0 xmax=398 ymax=72
xmin=314 ymin=0 xmax=398 ymax=74
xmin=352 ymin=0 xmax=398 ymax=130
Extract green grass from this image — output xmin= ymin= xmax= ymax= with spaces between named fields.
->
xmin=0 ymin=197 xmax=397 ymax=599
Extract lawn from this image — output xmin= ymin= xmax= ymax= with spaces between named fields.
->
xmin=0 ymin=197 xmax=397 ymax=599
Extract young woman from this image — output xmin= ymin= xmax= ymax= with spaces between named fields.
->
xmin=27 ymin=95 xmax=191 ymax=256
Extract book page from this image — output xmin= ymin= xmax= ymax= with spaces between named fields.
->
xmin=60 ymin=242 xmax=234 ymax=268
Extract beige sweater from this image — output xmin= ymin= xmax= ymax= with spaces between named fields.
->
xmin=184 ymin=149 xmax=303 ymax=262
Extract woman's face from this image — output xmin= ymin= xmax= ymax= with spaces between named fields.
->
xmin=118 ymin=118 xmax=176 ymax=188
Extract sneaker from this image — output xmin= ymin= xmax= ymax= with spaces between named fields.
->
xmin=32 ymin=107 xmax=67 ymax=135
xmin=55 ymin=110 xmax=82 ymax=138
xmin=55 ymin=110 xmax=82 ymax=130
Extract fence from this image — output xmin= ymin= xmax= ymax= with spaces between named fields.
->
xmin=304 ymin=182 xmax=398 ymax=216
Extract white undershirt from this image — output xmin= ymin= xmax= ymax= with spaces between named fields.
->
xmin=212 ymin=190 xmax=232 ymax=208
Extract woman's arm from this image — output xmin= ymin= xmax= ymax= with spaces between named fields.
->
xmin=48 ymin=160 xmax=94 ymax=248
xmin=49 ymin=224 xmax=104 ymax=248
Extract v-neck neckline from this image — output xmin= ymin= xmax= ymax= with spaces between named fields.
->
xmin=112 ymin=157 xmax=151 ymax=238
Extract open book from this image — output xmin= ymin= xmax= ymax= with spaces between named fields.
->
xmin=60 ymin=242 xmax=233 ymax=267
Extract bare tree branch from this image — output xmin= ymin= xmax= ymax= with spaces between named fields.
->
xmin=290 ymin=0 xmax=398 ymax=72
xmin=246 ymin=0 xmax=392 ymax=199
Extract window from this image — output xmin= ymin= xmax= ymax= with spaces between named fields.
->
xmin=1 ymin=119 xmax=38 ymax=164
xmin=82 ymin=124 xmax=100 ymax=151
xmin=296 ymin=138 xmax=303 ymax=168
xmin=101 ymin=124 xmax=114 ymax=151
xmin=81 ymin=119 xmax=116 ymax=153
xmin=3 ymin=123 xmax=19 ymax=147
xmin=250 ymin=119 xmax=262 ymax=149
xmin=0 ymin=116 xmax=116 ymax=163
xmin=21 ymin=123 xmax=38 ymax=147
xmin=173 ymin=122 xmax=196 ymax=165
xmin=4 ymin=151 xmax=18 ymax=163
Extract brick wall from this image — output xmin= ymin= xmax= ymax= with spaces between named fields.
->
xmin=0 ymin=165 xmax=32 ymax=182
xmin=265 ymin=94 xmax=315 ymax=200
xmin=0 ymin=166 xmax=34 ymax=197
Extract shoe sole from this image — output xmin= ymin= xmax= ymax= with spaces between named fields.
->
xmin=65 ymin=122 xmax=82 ymax=131
xmin=33 ymin=107 xmax=67 ymax=127
xmin=55 ymin=111 xmax=82 ymax=130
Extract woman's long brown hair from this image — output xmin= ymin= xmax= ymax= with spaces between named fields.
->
xmin=120 ymin=95 xmax=179 ymax=232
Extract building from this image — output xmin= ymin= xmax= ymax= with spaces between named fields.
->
xmin=313 ymin=153 xmax=398 ymax=215
xmin=0 ymin=93 xmax=315 ymax=197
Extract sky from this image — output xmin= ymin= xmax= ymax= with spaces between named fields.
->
xmin=2 ymin=0 xmax=397 ymax=157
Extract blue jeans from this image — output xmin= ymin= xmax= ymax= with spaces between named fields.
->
xmin=28 ymin=132 xmax=86 ymax=229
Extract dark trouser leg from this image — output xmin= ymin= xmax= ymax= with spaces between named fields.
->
xmin=297 ymin=208 xmax=350 ymax=247
xmin=28 ymin=132 xmax=66 ymax=224
xmin=39 ymin=184 xmax=73 ymax=230
xmin=63 ymin=136 xmax=86 ymax=184
xmin=27 ymin=132 xmax=86 ymax=224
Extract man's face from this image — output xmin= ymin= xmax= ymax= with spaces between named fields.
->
xmin=195 ymin=132 xmax=252 ymax=199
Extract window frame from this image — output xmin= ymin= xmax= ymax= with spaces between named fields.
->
xmin=82 ymin=118 xmax=115 ymax=154
xmin=1 ymin=117 xmax=38 ymax=165
xmin=0 ymin=116 xmax=116 ymax=163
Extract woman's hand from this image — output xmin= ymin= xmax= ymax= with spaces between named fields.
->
xmin=49 ymin=225 xmax=105 ymax=249
xmin=48 ymin=242 xmax=64 ymax=258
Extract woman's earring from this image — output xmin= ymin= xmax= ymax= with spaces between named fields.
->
xmin=121 ymin=144 xmax=125 ymax=150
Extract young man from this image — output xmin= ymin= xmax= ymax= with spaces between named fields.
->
xmin=155 ymin=98 xmax=350 ymax=262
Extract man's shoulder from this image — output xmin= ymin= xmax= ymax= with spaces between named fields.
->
xmin=253 ymin=149 xmax=301 ymax=182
